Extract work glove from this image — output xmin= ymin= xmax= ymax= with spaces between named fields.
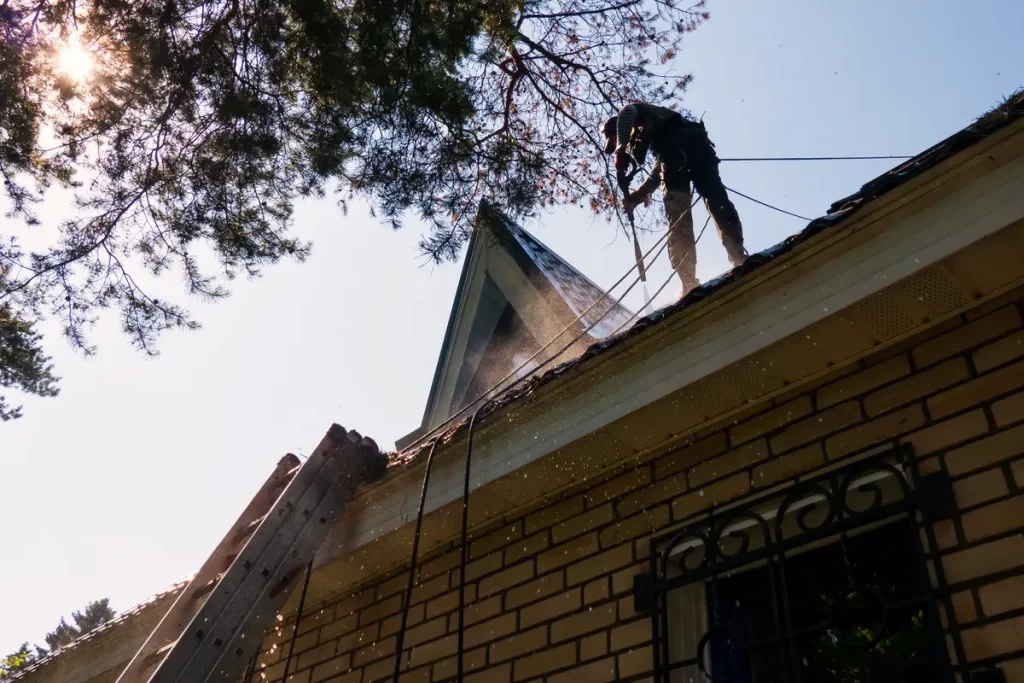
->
xmin=622 ymin=193 xmax=639 ymax=220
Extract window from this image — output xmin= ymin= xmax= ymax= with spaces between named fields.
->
xmin=641 ymin=446 xmax=963 ymax=683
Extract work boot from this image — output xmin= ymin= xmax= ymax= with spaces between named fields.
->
xmin=680 ymin=275 xmax=700 ymax=299
xmin=726 ymin=244 xmax=749 ymax=269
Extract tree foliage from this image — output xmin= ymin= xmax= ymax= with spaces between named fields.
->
xmin=0 ymin=599 xmax=115 ymax=679
xmin=43 ymin=598 xmax=117 ymax=651
xmin=0 ymin=0 xmax=706 ymax=400
xmin=0 ymin=298 xmax=59 ymax=421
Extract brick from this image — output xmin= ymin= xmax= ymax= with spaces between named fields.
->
xmin=951 ymin=590 xmax=978 ymax=624
xmin=479 ymin=561 xmax=534 ymax=598
xmin=402 ymin=616 xmax=446 ymax=648
xmin=825 ymin=404 xmax=927 ymax=459
xmin=526 ymin=496 xmax=584 ymax=535
xmin=955 ymin=469 xmax=1010 ymax=509
xmin=930 ymin=518 xmax=959 ymax=551
xmin=581 ymin=633 xmax=609 ymax=661
xmin=353 ymin=635 xmax=396 ymax=667
xmin=864 ymin=358 xmax=969 ymax=417
xmin=929 ymin=359 xmax=1024 ymax=420
xmin=943 ymin=535 xmax=1024 ymax=584
xmin=334 ymin=589 xmax=375 ymax=618
xmin=471 ymin=522 xmax=523 ymax=559
xmin=337 ymin=625 xmax=378 ymax=655
xmin=567 ymin=542 xmax=633 ymax=585
xmin=611 ymin=619 xmax=652 ymax=651
xmin=506 ymin=531 xmax=550 ymax=564
xmin=552 ymin=603 xmax=616 ymax=642
xmin=426 ymin=584 xmax=477 ymax=620
xmin=587 ymin=468 xmax=652 ymax=507
xmin=489 ymin=626 xmax=548 ymax=664
xmin=553 ymin=504 xmax=614 ymax=544
xmin=818 ymin=356 xmax=911 ymax=409
xmin=408 ymin=633 xmax=457 ymax=669
xmin=914 ymin=307 xmax=1022 ymax=368
xmin=599 ymin=505 xmax=669 ymax=550
xmin=381 ymin=603 xmax=424 ymax=637
xmin=584 ymin=577 xmax=610 ymax=604
xmin=411 ymin=573 xmax=451 ymax=605
xmin=376 ymin=574 xmax=408 ymax=599
xmin=505 ymin=572 xmax=565 ymax=609
xmin=363 ymin=656 xmax=401 ymax=682
xmin=419 ymin=550 xmax=461 ymax=581
xmin=901 ymin=409 xmax=990 ymax=456
xmin=617 ymin=477 xmax=688 ymax=517
xmin=548 ymin=657 xmax=616 ymax=683
xmin=451 ymin=595 xmax=500 ymax=629
xmin=960 ymin=615 xmax=1024 ymax=661
xmin=729 ymin=397 xmax=813 ymax=446
xmin=320 ymin=612 xmax=358 ymax=641
xmin=462 ymin=552 xmax=502 ymax=584
xmin=974 ymin=330 xmax=1024 ymax=373
xmin=689 ymin=439 xmax=768 ymax=488
xmin=521 ymin=588 xmax=582 ymax=628
xmin=994 ymin=390 xmax=1024 ymax=426
xmin=612 ymin=564 xmax=646 ymax=597
xmin=979 ymin=575 xmax=1024 ymax=617
xmin=431 ymin=647 xmax=487 ymax=681
xmin=1015 ymin=458 xmax=1024 ymax=487
xmin=672 ymin=473 xmax=750 ymax=522
xmin=618 ymin=646 xmax=654 ymax=678
xmin=962 ymin=496 xmax=1024 ymax=542
xmin=538 ymin=533 xmax=599 ymax=574
xmin=310 ymin=654 xmax=353 ymax=682
xmin=464 ymin=613 xmax=517 ymax=649
xmin=360 ymin=594 xmax=401 ymax=626
xmin=946 ymin=424 xmax=1024 ymax=476
xmin=655 ymin=432 xmax=729 ymax=479
xmin=513 ymin=642 xmax=577 ymax=681
xmin=465 ymin=663 xmax=511 ymax=683
xmin=287 ymin=630 xmax=318 ymax=657
xmin=770 ymin=401 xmax=862 ymax=455
xmin=752 ymin=443 xmax=824 ymax=487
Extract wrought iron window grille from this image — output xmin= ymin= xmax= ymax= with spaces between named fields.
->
xmin=634 ymin=444 xmax=975 ymax=683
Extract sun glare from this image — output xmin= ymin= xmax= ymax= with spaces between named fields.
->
xmin=56 ymin=36 xmax=94 ymax=83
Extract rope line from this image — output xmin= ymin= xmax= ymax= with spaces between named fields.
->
xmin=392 ymin=438 xmax=443 ymax=682
xmin=725 ymin=185 xmax=813 ymax=222
xmin=456 ymin=410 xmax=483 ymax=680
xmin=280 ymin=560 xmax=313 ymax=683
xmin=720 ymin=155 xmax=912 ymax=162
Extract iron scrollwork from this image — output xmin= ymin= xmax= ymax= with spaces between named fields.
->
xmin=644 ymin=444 xmax=960 ymax=683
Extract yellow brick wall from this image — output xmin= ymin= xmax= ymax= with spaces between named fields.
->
xmin=255 ymin=289 xmax=1024 ymax=683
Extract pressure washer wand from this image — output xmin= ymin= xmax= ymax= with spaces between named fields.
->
xmin=619 ymin=164 xmax=654 ymax=316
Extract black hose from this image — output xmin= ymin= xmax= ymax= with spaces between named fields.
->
xmin=392 ymin=438 xmax=442 ymax=682
xmin=280 ymin=560 xmax=313 ymax=683
xmin=456 ymin=409 xmax=484 ymax=680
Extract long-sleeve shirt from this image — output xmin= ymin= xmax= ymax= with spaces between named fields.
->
xmin=614 ymin=102 xmax=684 ymax=167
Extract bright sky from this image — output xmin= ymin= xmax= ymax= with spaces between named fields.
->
xmin=2 ymin=0 xmax=1022 ymax=656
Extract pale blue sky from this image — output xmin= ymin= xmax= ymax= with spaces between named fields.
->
xmin=2 ymin=0 xmax=1021 ymax=655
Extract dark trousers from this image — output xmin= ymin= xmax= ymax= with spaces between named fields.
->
xmin=653 ymin=122 xmax=746 ymax=291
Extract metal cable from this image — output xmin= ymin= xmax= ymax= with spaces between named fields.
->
xmin=725 ymin=185 xmax=812 ymax=222
xmin=720 ymin=155 xmax=912 ymax=162
xmin=280 ymin=560 xmax=313 ymax=683
xmin=392 ymin=437 xmax=442 ymax=681
xmin=456 ymin=409 xmax=483 ymax=680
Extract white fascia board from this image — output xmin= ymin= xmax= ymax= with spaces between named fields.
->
xmin=328 ymin=152 xmax=1024 ymax=558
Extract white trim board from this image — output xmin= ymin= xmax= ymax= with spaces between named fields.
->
xmin=320 ymin=150 xmax=1024 ymax=564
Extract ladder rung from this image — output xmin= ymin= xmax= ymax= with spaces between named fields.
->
xmin=191 ymin=575 xmax=222 ymax=601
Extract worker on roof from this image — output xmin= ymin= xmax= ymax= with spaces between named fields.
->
xmin=603 ymin=103 xmax=748 ymax=295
